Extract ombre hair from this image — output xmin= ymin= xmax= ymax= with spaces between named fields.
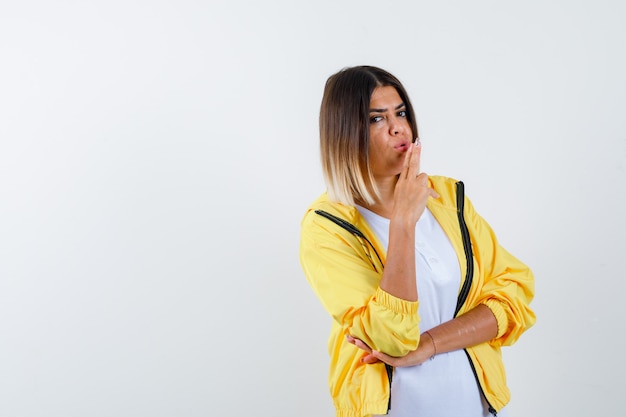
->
xmin=319 ymin=66 xmax=419 ymax=206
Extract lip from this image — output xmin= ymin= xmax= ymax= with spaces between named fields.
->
xmin=394 ymin=140 xmax=410 ymax=152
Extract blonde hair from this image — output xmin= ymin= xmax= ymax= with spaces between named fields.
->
xmin=319 ymin=66 xmax=419 ymax=206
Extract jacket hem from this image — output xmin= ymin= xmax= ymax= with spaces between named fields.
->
xmin=335 ymin=400 xmax=389 ymax=417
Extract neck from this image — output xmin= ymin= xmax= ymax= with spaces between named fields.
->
xmin=363 ymin=175 xmax=397 ymax=219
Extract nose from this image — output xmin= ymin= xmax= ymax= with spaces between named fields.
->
xmin=389 ymin=116 xmax=405 ymax=135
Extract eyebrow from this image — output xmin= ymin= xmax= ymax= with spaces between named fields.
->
xmin=369 ymin=102 xmax=406 ymax=113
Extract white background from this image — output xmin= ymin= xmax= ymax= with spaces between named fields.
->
xmin=1 ymin=1 xmax=625 ymax=416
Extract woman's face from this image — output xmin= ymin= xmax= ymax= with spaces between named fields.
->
xmin=368 ymin=86 xmax=413 ymax=179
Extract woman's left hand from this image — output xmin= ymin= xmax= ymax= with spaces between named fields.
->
xmin=346 ymin=333 xmax=435 ymax=367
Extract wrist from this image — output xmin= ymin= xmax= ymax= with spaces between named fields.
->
xmin=424 ymin=330 xmax=437 ymax=360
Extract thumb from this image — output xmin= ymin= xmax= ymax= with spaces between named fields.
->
xmin=371 ymin=350 xmax=396 ymax=366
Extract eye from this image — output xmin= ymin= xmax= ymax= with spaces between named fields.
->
xmin=370 ymin=115 xmax=383 ymax=123
xmin=397 ymin=110 xmax=407 ymax=118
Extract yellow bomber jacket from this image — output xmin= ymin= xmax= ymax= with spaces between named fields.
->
xmin=299 ymin=176 xmax=536 ymax=417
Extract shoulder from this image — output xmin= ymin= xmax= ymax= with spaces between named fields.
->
xmin=300 ymin=192 xmax=361 ymax=234
xmin=301 ymin=193 xmax=359 ymax=223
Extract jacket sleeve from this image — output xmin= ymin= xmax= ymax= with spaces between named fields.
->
xmin=465 ymin=197 xmax=536 ymax=347
xmin=299 ymin=211 xmax=420 ymax=357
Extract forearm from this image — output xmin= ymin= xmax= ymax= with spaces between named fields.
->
xmin=426 ymin=304 xmax=498 ymax=356
xmin=379 ymin=220 xmax=418 ymax=301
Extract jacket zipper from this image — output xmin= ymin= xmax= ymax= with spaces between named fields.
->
xmin=454 ymin=181 xmax=474 ymax=317
xmin=455 ymin=182 xmax=497 ymax=416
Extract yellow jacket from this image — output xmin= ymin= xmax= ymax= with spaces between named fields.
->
xmin=299 ymin=176 xmax=535 ymax=417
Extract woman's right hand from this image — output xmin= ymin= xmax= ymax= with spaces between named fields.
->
xmin=392 ymin=141 xmax=439 ymax=226
xmin=347 ymin=332 xmax=436 ymax=367
xmin=379 ymin=140 xmax=439 ymax=301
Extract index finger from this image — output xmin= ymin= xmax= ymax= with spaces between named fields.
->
xmin=407 ymin=140 xmax=421 ymax=177
xmin=401 ymin=139 xmax=421 ymax=178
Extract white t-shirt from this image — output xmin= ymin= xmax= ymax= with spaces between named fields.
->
xmin=357 ymin=206 xmax=506 ymax=417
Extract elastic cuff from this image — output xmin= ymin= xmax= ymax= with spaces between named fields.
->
xmin=483 ymin=298 xmax=509 ymax=339
xmin=374 ymin=287 xmax=419 ymax=315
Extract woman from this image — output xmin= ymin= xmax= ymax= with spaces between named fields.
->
xmin=299 ymin=66 xmax=535 ymax=417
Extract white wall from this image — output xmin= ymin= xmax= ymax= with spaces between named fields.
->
xmin=1 ymin=1 xmax=624 ymax=416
